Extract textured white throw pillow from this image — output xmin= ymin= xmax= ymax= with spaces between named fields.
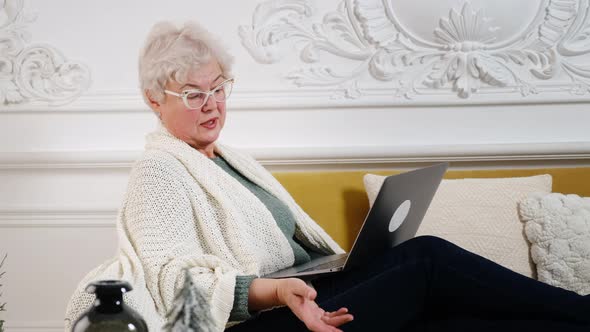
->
xmin=364 ymin=174 xmax=552 ymax=278
xmin=519 ymin=193 xmax=590 ymax=295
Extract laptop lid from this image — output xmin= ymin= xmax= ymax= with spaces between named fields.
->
xmin=343 ymin=162 xmax=448 ymax=270
xmin=263 ymin=162 xmax=449 ymax=279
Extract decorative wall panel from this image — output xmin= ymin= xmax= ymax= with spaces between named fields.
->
xmin=240 ymin=0 xmax=590 ymax=100
xmin=0 ymin=0 xmax=90 ymax=106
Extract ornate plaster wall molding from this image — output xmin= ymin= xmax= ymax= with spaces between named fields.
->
xmin=239 ymin=0 xmax=590 ymax=99
xmin=0 ymin=0 xmax=90 ymax=106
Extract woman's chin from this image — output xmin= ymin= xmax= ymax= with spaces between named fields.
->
xmin=198 ymin=134 xmax=220 ymax=148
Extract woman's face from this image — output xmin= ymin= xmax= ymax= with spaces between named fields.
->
xmin=153 ymin=60 xmax=227 ymax=157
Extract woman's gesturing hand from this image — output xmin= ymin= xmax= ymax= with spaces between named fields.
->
xmin=277 ymin=278 xmax=353 ymax=332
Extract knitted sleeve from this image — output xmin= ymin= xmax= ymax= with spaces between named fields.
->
xmin=229 ymin=275 xmax=256 ymax=321
xmin=123 ymin=155 xmax=239 ymax=330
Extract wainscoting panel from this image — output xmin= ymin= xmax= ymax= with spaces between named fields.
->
xmin=2 ymin=0 xmax=590 ymax=331
xmin=0 ymin=227 xmax=116 ymax=332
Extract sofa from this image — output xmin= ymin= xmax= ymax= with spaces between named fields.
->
xmin=274 ymin=166 xmax=590 ymax=294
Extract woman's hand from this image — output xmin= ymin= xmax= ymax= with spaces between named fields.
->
xmin=276 ymin=278 xmax=353 ymax=332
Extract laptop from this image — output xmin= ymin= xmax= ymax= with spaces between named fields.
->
xmin=264 ymin=162 xmax=449 ymax=279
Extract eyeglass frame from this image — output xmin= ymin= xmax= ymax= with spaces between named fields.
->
xmin=163 ymin=78 xmax=234 ymax=110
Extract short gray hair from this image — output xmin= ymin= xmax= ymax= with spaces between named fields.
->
xmin=138 ymin=21 xmax=233 ymax=105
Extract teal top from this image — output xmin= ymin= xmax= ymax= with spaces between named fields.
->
xmin=210 ymin=156 xmax=322 ymax=321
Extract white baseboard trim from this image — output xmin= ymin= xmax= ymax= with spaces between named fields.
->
xmin=0 ymin=209 xmax=117 ymax=228
xmin=5 ymin=321 xmax=64 ymax=332
xmin=1 ymin=142 xmax=590 ymax=170
xmin=249 ymin=142 xmax=590 ymax=165
xmin=0 ymin=150 xmax=140 ymax=169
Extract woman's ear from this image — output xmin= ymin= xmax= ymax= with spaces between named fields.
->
xmin=145 ymin=90 xmax=162 ymax=111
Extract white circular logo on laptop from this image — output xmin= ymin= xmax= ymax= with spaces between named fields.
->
xmin=389 ymin=200 xmax=411 ymax=232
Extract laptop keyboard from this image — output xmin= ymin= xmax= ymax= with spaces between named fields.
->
xmin=298 ymin=255 xmax=348 ymax=273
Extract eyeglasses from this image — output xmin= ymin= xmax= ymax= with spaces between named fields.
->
xmin=164 ymin=78 xmax=234 ymax=110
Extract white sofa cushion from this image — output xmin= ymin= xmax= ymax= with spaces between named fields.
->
xmin=364 ymin=174 xmax=552 ymax=278
xmin=519 ymin=192 xmax=590 ymax=295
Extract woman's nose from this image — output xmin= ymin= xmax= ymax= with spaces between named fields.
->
xmin=201 ymin=93 xmax=217 ymax=112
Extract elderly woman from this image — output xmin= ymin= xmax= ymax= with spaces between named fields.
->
xmin=65 ymin=21 xmax=590 ymax=332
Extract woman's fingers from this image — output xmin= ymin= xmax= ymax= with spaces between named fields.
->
xmin=325 ymin=307 xmax=348 ymax=317
xmin=322 ymin=313 xmax=354 ymax=327
xmin=300 ymin=302 xmax=347 ymax=332
xmin=320 ymin=308 xmax=353 ymax=327
xmin=284 ymin=282 xmax=353 ymax=332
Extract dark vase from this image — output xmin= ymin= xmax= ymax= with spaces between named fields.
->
xmin=71 ymin=280 xmax=148 ymax=332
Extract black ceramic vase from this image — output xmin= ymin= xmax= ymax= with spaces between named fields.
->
xmin=71 ymin=280 xmax=148 ymax=332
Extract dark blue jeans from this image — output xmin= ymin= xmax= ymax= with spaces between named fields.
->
xmin=226 ymin=236 xmax=590 ymax=331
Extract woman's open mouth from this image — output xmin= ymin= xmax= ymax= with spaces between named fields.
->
xmin=201 ymin=118 xmax=218 ymax=129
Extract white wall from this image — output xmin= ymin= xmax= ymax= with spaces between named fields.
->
xmin=2 ymin=0 xmax=590 ymax=330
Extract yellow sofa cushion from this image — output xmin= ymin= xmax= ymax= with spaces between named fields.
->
xmin=274 ymin=167 xmax=590 ymax=251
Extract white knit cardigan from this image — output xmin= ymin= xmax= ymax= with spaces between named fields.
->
xmin=64 ymin=126 xmax=344 ymax=332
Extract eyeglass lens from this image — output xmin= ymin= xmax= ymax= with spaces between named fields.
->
xmin=185 ymin=81 xmax=233 ymax=109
